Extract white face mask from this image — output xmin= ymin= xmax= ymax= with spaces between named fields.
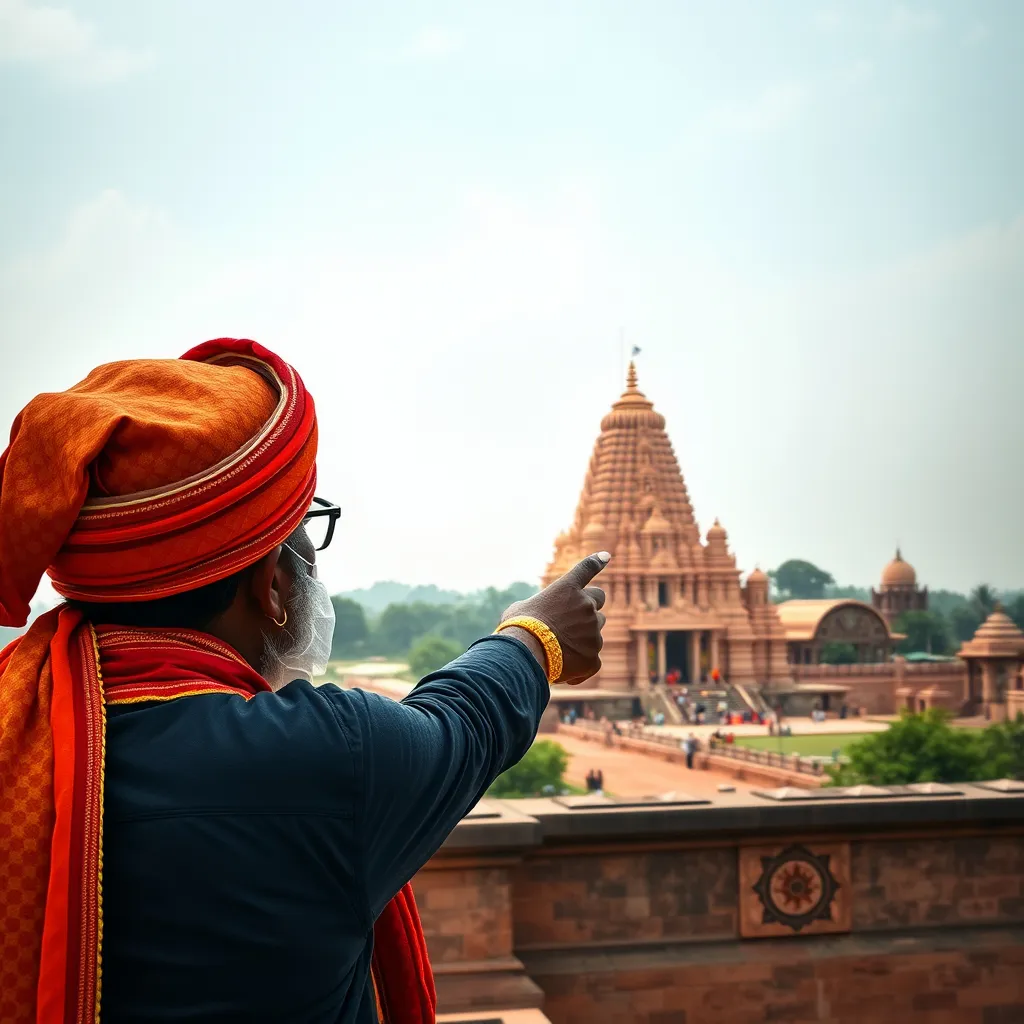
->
xmin=261 ymin=545 xmax=336 ymax=689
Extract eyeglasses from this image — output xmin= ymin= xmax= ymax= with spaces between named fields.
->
xmin=302 ymin=496 xmax=341 ymax=552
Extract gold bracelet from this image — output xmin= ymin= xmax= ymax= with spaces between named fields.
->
xmin=494 ymin=616 xmax=563 ymax=683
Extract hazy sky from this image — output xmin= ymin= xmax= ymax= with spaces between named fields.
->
xmin=1 ymin=0 xmax=1022 ymax=598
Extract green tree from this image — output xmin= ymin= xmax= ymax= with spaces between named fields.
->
xmin=827 ymin=709 xmax=984 ymax=786
xmin=820 ymin=642 xmax=857 ymax=665
xmin=768 ymin=560 xmax=835 ymax=600
xmin=372 ymin=601 xmax=451 ymax=655
xmin=488 ymin=740 xmax=569 ymax=798
xmin=929 ymin=589 xmax=971 ymax=620
xmin=407 ymin=635 xmax=463 ymax=678
xmin=330 ymin=596 xmax=369 ymax=659
xmin=950 ymin=603 xmax=983 ymax=643
xmin=976 ymin=714 xmax=1024 ymax=780
xmin=971 ymin=584 xmax=998 ymax=620
xmin=1006 ymin=595 xmax=1024 ymax=633
xmin=893 ymin=610 xmax=951 ymax=656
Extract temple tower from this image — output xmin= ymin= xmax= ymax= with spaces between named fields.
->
xmin=544 ymin=363 xmax=789 ymax=691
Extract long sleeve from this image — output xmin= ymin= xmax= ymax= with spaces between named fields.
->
xmin=315 ymin=633 xmax=548 ymax=921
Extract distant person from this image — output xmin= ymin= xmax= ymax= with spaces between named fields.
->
xmin=594 ymin=769 xmax=604 ymax=795
xmin=683 ymin=733 xmax=697 ymax=770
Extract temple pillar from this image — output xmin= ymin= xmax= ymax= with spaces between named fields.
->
xmin=981 ymin=662 xmax=997 ymax=716
xmin=656 ymin=630 xmax=667 ymax=684
xmin=635 ymin=631 xmax=649 ymax=690
xmin=690 ymin=631 xmax=702 ymax=686
xmin=710 ymin=631 xmax=720 ymax=675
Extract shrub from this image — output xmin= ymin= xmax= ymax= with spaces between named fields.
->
xmin=488 ymin=740 xmax=569 ymax=798
xmin=407 ymin=635 xmax=463 ymax=678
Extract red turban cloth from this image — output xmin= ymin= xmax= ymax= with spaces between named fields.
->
xmin=0 ymin=338 xmax=316 ymax=621
xmin=0 ymin=339 xmax=317 ymax=1022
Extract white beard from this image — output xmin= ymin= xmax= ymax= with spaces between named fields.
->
xmin=259 ymin=568 xmax=335 ymax=690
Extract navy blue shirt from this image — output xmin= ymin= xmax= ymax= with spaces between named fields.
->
xmin=100 ymin=634 xmax=547 ymax=1023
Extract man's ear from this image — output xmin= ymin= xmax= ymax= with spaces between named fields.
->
xmin=248 ymin=546 xmax=289 ymax=625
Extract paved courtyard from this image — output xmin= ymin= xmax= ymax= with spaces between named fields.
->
xmin=556 ymin=733 xmax=754 ymax=799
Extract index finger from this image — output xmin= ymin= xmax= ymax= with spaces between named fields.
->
xmin=559 ymin=551 xmax=611 ymax=589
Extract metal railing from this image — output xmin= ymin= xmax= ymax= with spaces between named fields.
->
xmin=705 ymin=740 xmax=831 ymax=777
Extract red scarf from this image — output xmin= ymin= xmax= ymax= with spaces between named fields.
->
xmin=2 ymin=610 xmax=435 ymax=1023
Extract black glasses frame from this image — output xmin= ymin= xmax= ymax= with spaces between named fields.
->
xmin=302 ymin=496 xmax=341 ymax=551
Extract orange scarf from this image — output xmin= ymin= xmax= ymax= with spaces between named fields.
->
xmin=0 ymin=612 xmax=436 ymax=1023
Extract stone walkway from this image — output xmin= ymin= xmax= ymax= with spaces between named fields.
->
xmin=555 ymin=733 xmax=755 ymax=799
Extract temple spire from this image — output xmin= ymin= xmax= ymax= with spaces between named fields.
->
xmin=626 ymin=361 xmax=638 ymax=392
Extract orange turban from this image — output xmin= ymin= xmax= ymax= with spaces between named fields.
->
xmin=0 ymin=339 xmax=317 ymax=1023
xmin=0 ymin=337 xmax=318 ymax=624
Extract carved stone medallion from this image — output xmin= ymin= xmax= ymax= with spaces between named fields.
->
xmin=739 ymin=842 xmax=851 ymax=939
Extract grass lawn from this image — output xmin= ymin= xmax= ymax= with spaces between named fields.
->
xmin=733 ymin=733 xmax=876 ymax=756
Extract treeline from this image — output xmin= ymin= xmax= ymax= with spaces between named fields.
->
xmin=769 ymin=558 xmax=1023 ymax=658
xmin=330 ymin=582 xmax=539 ymax=662
xmin=828 ymin=710 xmax=1024 ymax=785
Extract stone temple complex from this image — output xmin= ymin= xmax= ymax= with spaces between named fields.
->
xmin=543 ymin=364 xmax=1022 ymax=722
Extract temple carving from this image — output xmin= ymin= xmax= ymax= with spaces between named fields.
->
xmin=543 ymin=363 xmax=789 ymax=691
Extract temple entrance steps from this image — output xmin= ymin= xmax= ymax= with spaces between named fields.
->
xmin=731 ymin=683 xmax=771 ymax=718
xmin=639 ymin=685 xmax=685 ymax=725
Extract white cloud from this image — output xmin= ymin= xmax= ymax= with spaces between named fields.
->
xmin=710 ymin=82 xmax=810 ymax=140
xmin=965 ymin=22 xmax=991 ymax=47
xmin=0 ymin=0 xmax=151 ymax=83
xmin=370 ymin=27 xmax=463 ymax=64
xmin=814 ymin=6 xmax=849 ymax=33
xmin=884 ymin=4 xmax=941 ymax=41
xmin=406 ymin=27 xmax=462 ymax=60
xmin=842 ymin=59 xmax=874 ymax=86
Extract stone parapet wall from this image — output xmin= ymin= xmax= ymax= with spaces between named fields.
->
xmin=416 ymin=786 xmax=1024 ymax=1022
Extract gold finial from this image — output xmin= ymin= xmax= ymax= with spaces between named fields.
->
xmin=626 ymin=361 xmax=638 ymax=390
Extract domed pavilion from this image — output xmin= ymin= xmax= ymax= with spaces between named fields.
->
xmin=958 ymin=608 xmax=1024 ymax=721
xmin=872 ymin=548 xmax=928 ymax=626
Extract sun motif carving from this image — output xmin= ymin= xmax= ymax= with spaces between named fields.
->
xmin=769 ymin=861 xmax=821 ymax=913
xmin=752 ymin=844 xmax=840 ymax=932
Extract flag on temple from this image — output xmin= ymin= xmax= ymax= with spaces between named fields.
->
xmin=631 ymin=345 xmax=641 ymax=357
